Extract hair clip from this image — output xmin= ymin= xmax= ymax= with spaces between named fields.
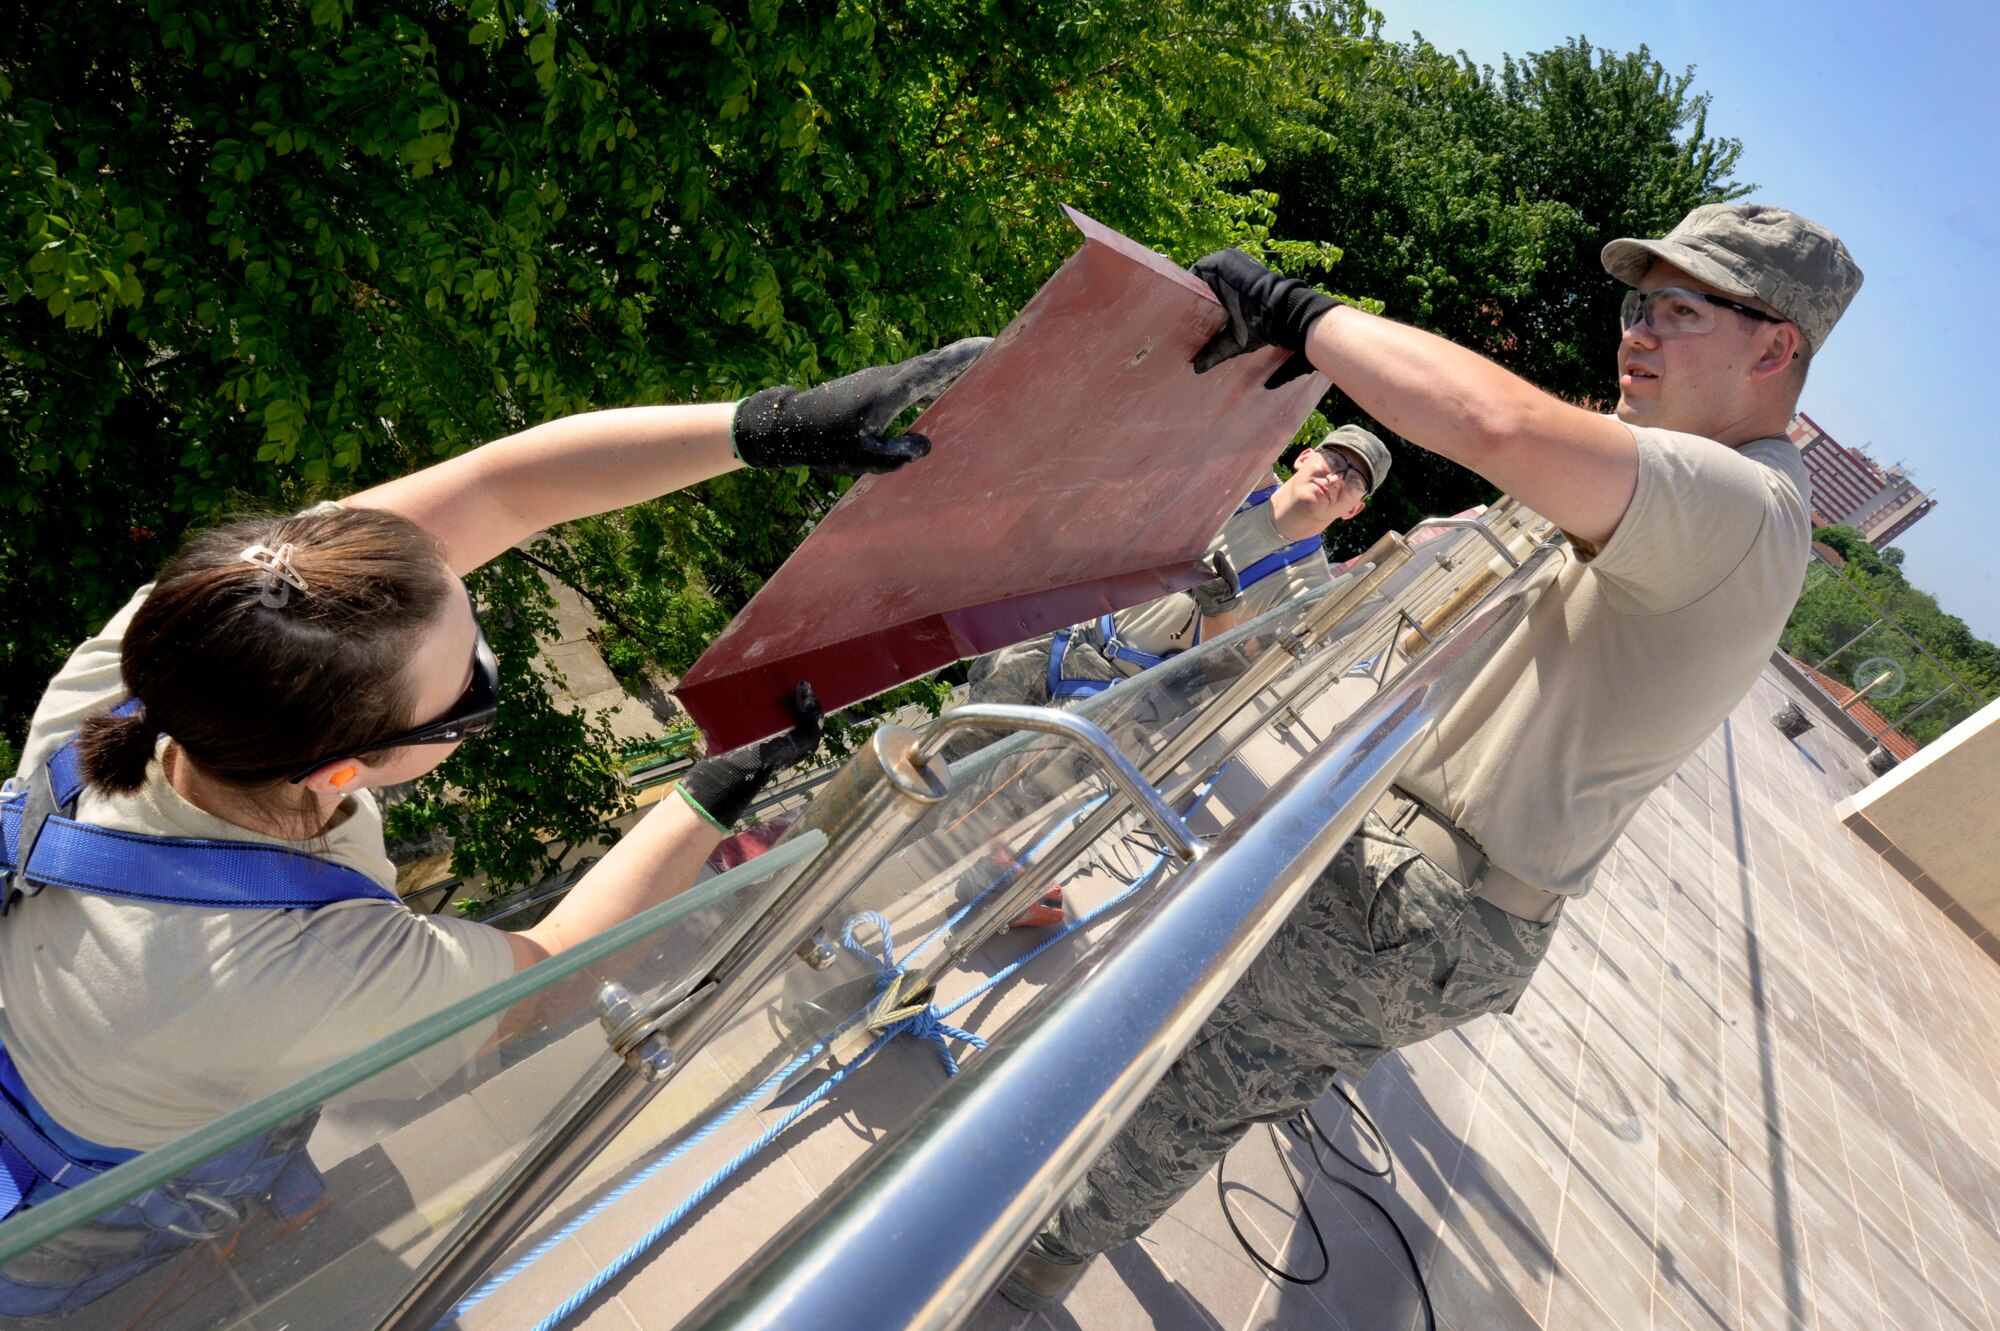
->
xmin=239 ymin=543 xmax=309 ymax=608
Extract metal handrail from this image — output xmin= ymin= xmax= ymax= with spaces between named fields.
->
xmin=911 ymin=705 xmax=1200 ymax=863
xmin=1405 ymin=513 xmax=1522 ymax=567
xmin=690 ymin=540 xmax=1562 ymax=1331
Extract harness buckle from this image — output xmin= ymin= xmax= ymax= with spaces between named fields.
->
xmin=1094 ymin=618 xmax=1143 ymax=668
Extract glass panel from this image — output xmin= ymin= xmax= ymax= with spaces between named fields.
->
xmin=418 ymin=604 xmax=1356 ymax=1330
xmin=0 ymin=833 xmax=825 ymax=1329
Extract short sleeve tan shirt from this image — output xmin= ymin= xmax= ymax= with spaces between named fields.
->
xmin=0 ymin=588 xmax=514 ymax=1148
xmin=1398 ymin=425 xmax=1811 ymax=896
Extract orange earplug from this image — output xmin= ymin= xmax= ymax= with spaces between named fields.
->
xmin=329 ymin=766 xmax=358 ymax=789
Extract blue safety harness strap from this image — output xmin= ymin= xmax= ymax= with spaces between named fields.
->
xmin=45 ymin=722 xmax=93 ymax=805
xmin=1233 ymin=533 xmax=1326 ymax=591
xmin=0 ymin=702 xmax=392 ymax=1241
xmin=2 ymin=814 xmax=397 ymax=908
xmin=1046 ymin=628 xmax=1110 ymax=701
xmin=1045 ymin=484 xmax=1323 ymax=699
xmin=0 ymin=1044 xmax=138 ymax=1215
xmin=1235 ymin=484 xmax=1279 ymax=514
xmin=2 ymin=702 xmax=397 ymax=910
xmin=0 ymin=1050 xmax=328 ymax=1319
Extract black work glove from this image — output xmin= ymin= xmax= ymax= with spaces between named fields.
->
xmin=681 ymin=683 xmax=824 ymax=829
xmin=1187 ymin=550 xmax=1242 ymax=618
xmin=731 ymin=337 xmax=991 ymax=474
xmin=1189 ymin=250 xmax=1337 ymax=389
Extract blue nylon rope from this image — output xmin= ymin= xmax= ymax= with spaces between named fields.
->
xmin=517 ymin=880 xmax=1158 ymax=1331
xmin=447 ymin=1012 xmax=866 ymax=1320
xmin=523 ymin=1025 xmax=902 ymax=1331
xmin=488 ymin=771 xmax=1226 ymax=1330
xmin=838 ymin=912 xmax=988 ymax=1076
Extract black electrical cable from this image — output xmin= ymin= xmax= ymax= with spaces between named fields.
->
xmin=1214 ymin=1075 xmax=1436 ymax=1331
xmin=1302 ymin=1078 xmax=1393 ymax=1179
xmin=1217 ymin=1119 xmax=1331 ymax=1284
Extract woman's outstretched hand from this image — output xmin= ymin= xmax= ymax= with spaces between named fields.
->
xmin=731 ymin=338 xmax=991 ymax=474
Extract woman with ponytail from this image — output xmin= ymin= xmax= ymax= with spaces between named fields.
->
xmin=0 ymin=340 xmax=984 ymax=1309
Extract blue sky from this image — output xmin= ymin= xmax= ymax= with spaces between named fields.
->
xmin=1364 ymin=0 xmax=1997 ymax=641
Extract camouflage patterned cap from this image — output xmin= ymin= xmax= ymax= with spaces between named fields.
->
xmin=1318 ymin=424 xmax=1391 ymax=496
xmin=1601 ymin=204 xmax=1863 ymax=353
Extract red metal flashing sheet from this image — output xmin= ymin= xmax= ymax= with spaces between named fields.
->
xmin=676 ymin=208 xmax=1328 ymax=749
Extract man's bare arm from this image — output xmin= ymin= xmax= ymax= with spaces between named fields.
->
xmin=1303 ymin=306 xmax=1637 ymax=547
xmin=1191 ymin=249 xmax=1637 ymax=548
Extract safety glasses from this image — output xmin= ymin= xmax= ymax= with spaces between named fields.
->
xmin=1312 ymin=446 xmax=1370 ymax=502
xmin=287 ymin=588 xmax=500 ymax=784
xmin=1620 ymin=286 xmax=1787 ymax=338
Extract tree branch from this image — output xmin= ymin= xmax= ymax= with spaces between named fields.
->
xmin=508 ymin=544 xmax=655 ymax=648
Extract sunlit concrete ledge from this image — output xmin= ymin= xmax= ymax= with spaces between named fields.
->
xmin=1835 ymin=693 xmax=2000 ymax=962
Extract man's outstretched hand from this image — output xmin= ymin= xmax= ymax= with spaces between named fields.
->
xmin=1187 ymin=550 xmax=1243 ymax=618
xmin=732 ymin=338 xmax=991 ymax=474
xmin=1189 ymin=250 xmax=1336 ymax=389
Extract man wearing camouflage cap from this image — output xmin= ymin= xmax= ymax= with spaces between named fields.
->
xmin=1002 ymin=204 xmax=1861 ymax=1309
xmin=960 ymin=422 xmax=1390 ymax=717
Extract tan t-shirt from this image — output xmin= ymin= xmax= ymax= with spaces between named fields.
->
xmin=1097 ymin=472 xmax=1334 ymax=674
xmin=0 ymin=588 xmax=514 ymax=1148
xmin=1398 ymin=424 xmax=1810 ymax=897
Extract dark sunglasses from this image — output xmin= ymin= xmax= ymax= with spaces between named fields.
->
xmin=287 ymin=589 xmax=501 ymax=784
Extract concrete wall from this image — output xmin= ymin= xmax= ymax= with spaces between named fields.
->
xmin=1837 ymin=692 xmax=2000 ymax=940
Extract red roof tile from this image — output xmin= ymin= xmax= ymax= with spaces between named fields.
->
xmin=1793 ymin=659 xmax=1921 ymax=760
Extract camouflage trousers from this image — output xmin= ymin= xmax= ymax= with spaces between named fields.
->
xmin=1037 ymin=809 xmax=1558 ymax=1264
xmin=963 ymin=630 xmax=1120 ymax=712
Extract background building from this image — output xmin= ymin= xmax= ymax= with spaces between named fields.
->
xmin=1787 ymin=412 xmax=1936 ymax=546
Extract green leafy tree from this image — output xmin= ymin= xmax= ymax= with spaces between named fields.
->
xmin=3 ymin=0 xmax=1815 ymax=879
xmin=2 ymin=0 xmax=1293 ymax=886
xmin=1256 ymin=12 xmax=1749 ymax=536
xmin=1782 ymin=526 xmax=1998 ymax=745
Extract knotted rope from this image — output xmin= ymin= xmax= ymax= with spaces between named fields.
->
xmin=840 ymin=911 xmax=987 ymax=1076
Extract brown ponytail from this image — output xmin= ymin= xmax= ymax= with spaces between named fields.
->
xmin=73 ymin=704 xmax=168 ymax=795
xmin=73 ymin=505 xmax=454 ymax=801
